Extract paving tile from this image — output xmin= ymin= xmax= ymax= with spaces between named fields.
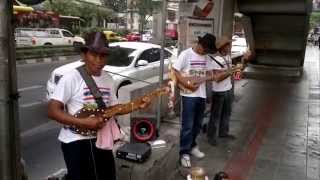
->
xmin=274 ymin=165 xmax=306 ymax=180
xmin=307 ymin=166 xmax=320 ymax=179
xmin=280 ymin=153 xmax=307 ymax=167
xmin=256 ymin=145 xmax=283 ymax=162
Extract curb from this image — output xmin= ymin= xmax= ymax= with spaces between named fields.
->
xmin=16 ymin=55 xmax=81 ymax=65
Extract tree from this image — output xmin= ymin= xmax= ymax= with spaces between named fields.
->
xmin=104 ymin=0 xmax=127 ymax=12
xmin=42 ymin=0 xmax=116 ymax=28
xmin=131 ymin=0 xmax=161 ymax=32
xmin=42 ymin=0 xmax=80 ymax=16
xmin=310 ymin=12 xmax=320 ymax=29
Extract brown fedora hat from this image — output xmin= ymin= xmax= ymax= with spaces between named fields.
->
xmin=216 ymin=36 xmax=232 ymax=50
xmin=198 ymin=33 xmax=217 ymax=54
xmin=80 ymin=32 xmax=109 ymax=55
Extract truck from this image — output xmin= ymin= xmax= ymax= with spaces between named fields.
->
xmin=15 ymin=28 xmax=85 ymax=47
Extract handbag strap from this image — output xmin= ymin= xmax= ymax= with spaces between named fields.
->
xmin=208 ymin=55 xmax=224 ymax=68
xmin=77 ymin=65 xmax=106 ymax=109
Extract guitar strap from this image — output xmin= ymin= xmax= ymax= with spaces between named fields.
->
xmin=77 ymin=65 xmax=106 ymax=109
xmin=208 ymin=55 xmax=224 ymax=68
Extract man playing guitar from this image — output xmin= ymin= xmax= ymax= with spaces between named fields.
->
xmin=206 ymin=36 xmax=252 ymax=146
xmin=172 ymin=33 xmax=219 ymax=168
xmin=47 ymin=32 xmax=151 ymax=180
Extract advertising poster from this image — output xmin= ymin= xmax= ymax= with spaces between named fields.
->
xmin=178 ymin=0 xmax=215 ymax=51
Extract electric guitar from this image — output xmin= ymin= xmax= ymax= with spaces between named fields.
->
xmin=69 ymin=87 xmax=170 ymax=136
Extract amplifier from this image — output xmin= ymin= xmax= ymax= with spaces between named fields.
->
xmin=116 ymin=143 xmax=151 ymax=163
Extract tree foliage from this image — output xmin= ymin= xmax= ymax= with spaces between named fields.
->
xmin=310 ymin=12 xmax=320 ymax=29
xmin=104 ymin=0 xmax=127 ymax=12
xmin=42 ymin=0 xmax=115 ymax=27
xmin=131 ymin=0 xmax=161 ymax=32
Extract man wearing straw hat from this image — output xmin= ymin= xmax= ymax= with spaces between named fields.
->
xmin=206 ymin=36 xmax=237 ymax=146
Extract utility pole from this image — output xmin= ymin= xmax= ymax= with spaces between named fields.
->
xmin=0 ymin=0 xmax=22 ymax=180
xmin=156 ymin=0 xmax=167 ymax=131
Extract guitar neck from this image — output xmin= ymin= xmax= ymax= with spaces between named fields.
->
xmin=102 ymin=87 xmax=167 ymax=119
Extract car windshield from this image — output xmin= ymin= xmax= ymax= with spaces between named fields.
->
xmin=106 ymin=46 xmax=135 ymax=67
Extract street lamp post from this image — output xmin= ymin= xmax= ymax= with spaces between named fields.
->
xmin=0 ymin=1 xmax=22 ymax=180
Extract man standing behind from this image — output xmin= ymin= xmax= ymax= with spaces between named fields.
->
xmin=173 ymin=33 xmax=217 ymax=168
xmin=47 ymin=32 xmax=117 ymax=180
xmin=207 ymin=36 xmax=235 ymax=146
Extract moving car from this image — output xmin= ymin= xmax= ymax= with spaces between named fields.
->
xmin=126 ymin=32 xmax=141 ymax=41
xmin=46 ymin=42 xmax=176 ymax=99
xmin=103 ymin=31 xmax=127 ymax=42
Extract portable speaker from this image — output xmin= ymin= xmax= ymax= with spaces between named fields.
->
xmin=130 ymin=114 xmax=157 ymax=143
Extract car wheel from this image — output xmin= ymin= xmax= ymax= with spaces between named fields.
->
xmin=116 ymin=81 xmax=131 ymax=97
xmin=44 ymin=43 xmax=52 ymax=46
xmin=73 ymin=42 xmax=83 ymax=46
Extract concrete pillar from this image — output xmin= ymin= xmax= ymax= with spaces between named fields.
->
xmin=151 ymin=13 xmax=162 ymax=45
xmin=214 ymin=0 xmax=235 ymax=38
xmin=0 ymin=1 xmax=22 ymax=180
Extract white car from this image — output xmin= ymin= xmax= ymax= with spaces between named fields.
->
xmin=15 ymin=28 xmax=85 ymax=47
xmin=46 ymin=42 xmax=176 ymax=99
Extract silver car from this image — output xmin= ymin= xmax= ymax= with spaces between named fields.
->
xmin=46 ymin=42 xmax=176 ymax=99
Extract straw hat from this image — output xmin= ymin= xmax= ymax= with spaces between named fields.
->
xmin=216 ymin=36 xmax=232 ymax=50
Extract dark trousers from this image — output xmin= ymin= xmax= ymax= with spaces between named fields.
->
xmin=207 ymin=90 xmax=232 ymax=140
xmin=61 ymin=139 xmax=116 ymax=180
xmin=180 ymin=96 xmax=206 ymax=155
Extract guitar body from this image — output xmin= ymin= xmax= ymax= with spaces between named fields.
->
xmin=68 ymin=87 xmax=170 ymax=136
xmin=69 ymin=108 xmax=105 ymax=136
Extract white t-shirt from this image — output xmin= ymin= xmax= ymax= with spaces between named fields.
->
xmin=50 ymin=69 xmax=118 ymax=143
xmin=173 ymin=48 xmax=214 ymax=98
xmin=208 ymin=54 xmax=233 ymax=92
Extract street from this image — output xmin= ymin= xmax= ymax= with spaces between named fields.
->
xmin=18 ymin=57 xmax=79 ymax=180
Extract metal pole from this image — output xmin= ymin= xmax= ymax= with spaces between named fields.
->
xmin=156 ymin=0 xmax=167 ymax=131
xmin=0 ymin=1 xmax=22 ymax=180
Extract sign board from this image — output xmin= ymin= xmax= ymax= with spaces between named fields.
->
xmin=178 ymin=0 xmax=215 ymax=52
xmin=179 ymin=17 xmax=214 ymax=51
xmin=179 ymin=0 xmax=215 ymax=19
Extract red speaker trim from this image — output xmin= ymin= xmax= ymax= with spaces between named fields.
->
xmin=131 ymin=118 xmax=156 ymax=142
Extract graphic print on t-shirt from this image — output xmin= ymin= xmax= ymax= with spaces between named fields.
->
xmin=189 ymin=60 xmax=207 ymax=77
xmin=82 ymin=87 xmax=112 ymax=109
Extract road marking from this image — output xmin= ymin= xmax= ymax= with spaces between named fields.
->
xmin=18 ymin=85 xmax=43 ymax=92
xmin=20 ymin=101 xmax=43 ymax=108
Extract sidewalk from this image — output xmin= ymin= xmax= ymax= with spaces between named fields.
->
xmin=170 ymin=46 xmax=320 ymax=180
xmin=22 ymin=47 xmax=319 ymax=180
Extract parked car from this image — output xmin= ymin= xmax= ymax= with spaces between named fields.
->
xmin=126 ymin=32 xmax=141 ymax=41
xmin=15 ymin=28 xmax=85 ymax=47
xmin=103 ymin=31 xmax=127 ymax=42
xmin=46 ymin=42 xmax=177 ymax=99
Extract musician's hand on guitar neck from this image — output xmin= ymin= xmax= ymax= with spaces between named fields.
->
xmin=78 ymin=116 xmax=105 ymax=130
xmin=139 ymin=96 xmax=151 ymax=109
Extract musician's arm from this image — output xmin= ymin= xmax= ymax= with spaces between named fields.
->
xmin=173 ymin=69 xmax=193 ymax=88
xmin=206 ymin=68 xmax=231 ymax=82
xmin=48 ymin=100 xmax=85 ymax=127
xmin=215 ymin=70 xmax=232 ymax=82
xmin=48 ymin=100 xmax=104 ymax=130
